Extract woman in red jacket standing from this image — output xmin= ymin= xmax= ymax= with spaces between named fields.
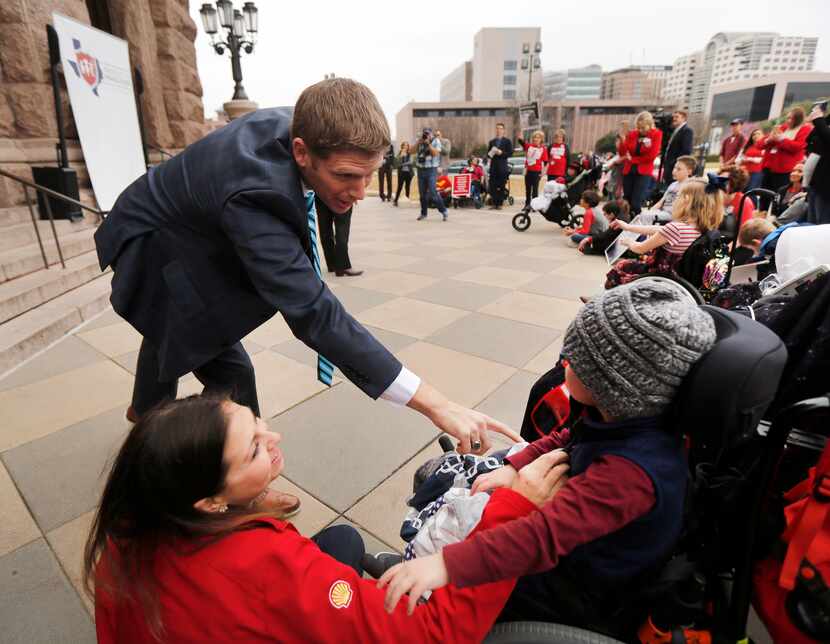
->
xmin=85 ymin=395 xmax=561 ymax=644
xmin=622 ymin=111 xmax=663 ymax=215
xmin=760 ymin=107 xmax=813 ymax=210
xmin=518 ymin=130 xmax=549 ymax=212
xmin=546 ymin=129 xmax=569 ymax=184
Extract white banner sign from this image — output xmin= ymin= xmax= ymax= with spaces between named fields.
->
xmin=53 ymin=13 xmax=146 ymax=211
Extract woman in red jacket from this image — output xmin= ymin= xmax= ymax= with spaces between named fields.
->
xmin=546 ymin=129 xmax=569 ymax=183
xmin=518 ymin=130 xmax=549 ymax=212
xmin=622 ymin=111 xmax=663 ymax=215
xmin=85 ymin=395 xmax=562 ymax=643
xmin=738 ymin=128 xmax=765 ymax=193
xmin=760 ymin=107 xmax=813 ymax=210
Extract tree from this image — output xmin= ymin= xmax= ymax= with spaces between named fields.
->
xmin=595 ymin=130 xmax=617 ymax=155
xmin=759 ymin=99 xmax=816 ymax=132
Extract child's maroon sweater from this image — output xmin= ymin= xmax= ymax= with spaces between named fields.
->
xmin=442 ymin=426 xmax=656 ymax=587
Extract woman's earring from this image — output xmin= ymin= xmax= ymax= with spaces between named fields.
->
xmin=217 ymin=504 xmax=228 ymax=513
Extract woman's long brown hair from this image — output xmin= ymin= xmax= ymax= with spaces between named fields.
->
xmin=83 ymin=395 xmax=275 ymax=641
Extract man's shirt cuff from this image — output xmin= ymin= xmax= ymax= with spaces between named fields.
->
xmin=379 ymin=366 xmax=421 ymax=406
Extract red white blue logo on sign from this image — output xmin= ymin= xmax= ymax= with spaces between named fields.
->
xmin=66 ymin=38 xmax=103 ymax=96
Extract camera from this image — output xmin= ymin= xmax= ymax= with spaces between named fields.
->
xmin=422 ymin=128 xmax=432 ymax=141
xmin=652 ymin=111 xmax=674 ymax=134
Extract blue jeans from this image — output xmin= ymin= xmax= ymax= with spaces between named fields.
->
xmin=570 ymin=233 xmax=589 ymax=244
xmin=417 ymin=167 xmax=447 ymax=216
xmin=623 ymin=172 xmax=651 ymax=215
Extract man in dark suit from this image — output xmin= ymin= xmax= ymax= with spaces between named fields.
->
xmin=96 ymin=79 xmax=518 ymax=514
xmin=661 ymin=110 xmax=694 ymax=184
xmin=487 ymin=123 xmax=513 ymax=209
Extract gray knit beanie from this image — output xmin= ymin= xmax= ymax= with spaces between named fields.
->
xmin=561 ymin=280 xmax=717 ymax=420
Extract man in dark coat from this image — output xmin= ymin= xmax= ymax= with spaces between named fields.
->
xmin=661 ymin=110 xmax=694 ymax=184
xmin=95 ymin=79 xmax=518 ymax=514
xmin=487 ymin=123 xmax=513 ymax=209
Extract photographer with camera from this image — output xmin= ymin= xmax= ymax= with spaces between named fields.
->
xmin=662 ymin=111 xmax=694 ymax=184
xmin=416 ymin=128 xmax=449 ymax=221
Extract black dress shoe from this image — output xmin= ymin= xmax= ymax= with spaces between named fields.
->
xmin=335 ymin=269 xmax=364 ymax=277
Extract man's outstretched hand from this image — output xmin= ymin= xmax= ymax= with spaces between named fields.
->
xmin=407 ymin=381 xmax=521 ymax=454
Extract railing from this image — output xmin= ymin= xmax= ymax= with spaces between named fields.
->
xmin=146 ymin=144 xmax=174 ymax=163
xmin=0 ymin=167 xmax=107 ymax=271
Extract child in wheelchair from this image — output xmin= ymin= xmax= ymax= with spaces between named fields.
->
xmin=379 ymin=280 xmax=717 ymax=635
xmin=605 ymin=177 xmax=724 ymax=289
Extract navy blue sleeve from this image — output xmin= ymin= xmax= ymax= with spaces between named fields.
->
xmin=220 ymin=189 xmax=402 ymax=398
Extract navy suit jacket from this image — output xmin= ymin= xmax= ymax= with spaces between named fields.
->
xmin=94 ymin=108 xmax=401 ymax=396
xmin=662 ymin=124 xmax=694 ymax=182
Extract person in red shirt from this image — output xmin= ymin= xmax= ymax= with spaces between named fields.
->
xmin=760 ymin=106 xmax=813 ymax=210
xmin=622 ymin=111 xmax=663 ymax=215
xmin=461 ymin=156 xmax=485 ymax=206
xmin=86 ymin=395 xmax=565 ymax=644
xmin=738 ymin=128 xmax=765 ymax=193
xmin=518 ymin=130 xmax=549 ymax=212
xmin=724 ymin=168 xmax=756 ymax=229
xmin=719 ymin=119 xmax=747 ymax=174
xmin=546 ymin=129 xmax=569 ymax=183
xmin=379 ymin=280 xmax=717 ymax=635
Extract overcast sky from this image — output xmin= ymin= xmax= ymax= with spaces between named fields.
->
xmin=189 ymin=0 xmax=829 ymax=137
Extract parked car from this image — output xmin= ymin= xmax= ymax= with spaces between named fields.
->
xmin=446 ymin=160 xmax=467 ymax=175
xmin=508 ymin=157 xmax=525 ymax=174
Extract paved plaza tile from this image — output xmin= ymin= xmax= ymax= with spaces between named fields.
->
xmin=0 ymin=198 xmax=624 ymax=639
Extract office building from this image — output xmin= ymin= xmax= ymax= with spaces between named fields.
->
xmin=544 ymin=65 xmax=602 ymax=100
xmin=440 ymin=61 xmax=473 ymax=102
xmin=471 ymin=27 xmax=544 ymax=101
xmin=601 ymin=65 xmax=673 ymax=102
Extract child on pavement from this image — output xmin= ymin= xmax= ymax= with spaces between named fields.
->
xmin=577 ymin=200 xmax=631 ymax=255
xmin=380 ymin=280 xmax=717 ymax=634
xmin=564 ymin=190 xmax=607 ymax=247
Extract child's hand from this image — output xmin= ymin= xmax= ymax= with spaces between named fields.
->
xmin=511 ymin=450 xmax=570 ymax=508
xmin=577 ymin=237 xmax=591 ymax=253
xmin=378 ymin=553 xmax=449 ymax=615
xmin=619 ymin=237 xmax=632 ymax=247
xmin=563 ymin=227 xmax=573 ymax=235
xmin=471 ymin=464 xmax=517 ymax=495
xmin=610 ymin=220 xmax=626 ymax=231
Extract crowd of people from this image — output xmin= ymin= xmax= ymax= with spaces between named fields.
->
xmin=84 ymin=73 xmax=829 ymax=644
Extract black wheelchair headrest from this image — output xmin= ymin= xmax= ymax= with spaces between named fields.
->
xmin=672 ymin=306 xmax=788 ymax=458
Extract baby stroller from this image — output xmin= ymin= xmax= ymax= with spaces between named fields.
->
xmin=511 ymin=177 xmax=584 ymax=232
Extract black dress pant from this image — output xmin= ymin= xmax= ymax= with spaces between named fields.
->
xmin=132 ymin=338 xmax=259 ymax=416
xmin=490 ymin=168 xmax=510 ymax=206
xmin=623 ymin=172 xmax=651 ymax=215
xmin=317 ymin=207 xmax=352 ymax=272
xmin=378 ymin=165 xmax=393 ymax=200
xmin=395 ymin=171 xmax=412 ymax=202
xmin=525 ymin=170 xmax=541 ymax=207
xmin=312 ymin=525 xmax=365 ymax=576
xmin=760 ymin=169 xmax=790 ymax=212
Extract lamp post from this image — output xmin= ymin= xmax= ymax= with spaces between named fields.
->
xmin=520 ymin=41 xmax=542 ymax=102
xmin=520 ymin=42 xmax=542 ymax=139
xmin=199 ymin=1 xmax=259 ymax=119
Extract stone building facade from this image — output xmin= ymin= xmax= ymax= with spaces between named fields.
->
xmin=0 ymin=0 xmax=206 ymax=209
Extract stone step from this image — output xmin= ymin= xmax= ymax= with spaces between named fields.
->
xmin=0 ymin=251 xmax=106 ymax=325
xmin=0 ymin=227 xmax=98 ymax=283
xmin=0 ymin=271 xmax=112 ymax=375
xmin=0 ymin=206 xmax=33 ymax=228
xmin=0 ymin=219 xmax=97 ymax=252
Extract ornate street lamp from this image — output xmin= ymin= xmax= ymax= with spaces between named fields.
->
xmin=199 ymin=1 xmax=258 ymax=109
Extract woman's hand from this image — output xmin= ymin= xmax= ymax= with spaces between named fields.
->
xmin=471 ymin=464 xmax=517 ymax=495
xmin=378 ymin=554 xmax=449 ymax=615
xmin=511 ymin=449 xmax=570 ymax=508
xmin=807 ymin=106 xmax=824 ymax=122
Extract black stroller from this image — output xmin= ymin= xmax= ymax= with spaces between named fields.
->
xmin=511 ymin=165 xmax=601 ymax=232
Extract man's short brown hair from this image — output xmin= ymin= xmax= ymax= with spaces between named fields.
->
xmin=673 ymin=110 xmax=688 ymax=120
xmin=738 ymin=217 xmax=774 ymax=246
xmin=291 ymin=78 xmax=390 ymax=157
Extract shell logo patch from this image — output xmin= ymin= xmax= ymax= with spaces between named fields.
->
xmin=328 ymin=580 xmax=353 ymax=609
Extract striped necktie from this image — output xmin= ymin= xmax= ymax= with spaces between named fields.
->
xmin=305 ymin=191 xmax=334 ymax=386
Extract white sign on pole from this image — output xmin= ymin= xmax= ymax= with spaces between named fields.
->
xmin=52 ymin=12 xmax=146 ymax=211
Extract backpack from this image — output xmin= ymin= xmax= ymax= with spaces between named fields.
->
xmin=676 ymin=230 xmax=728 ymax=288
xmin=753 ymin=443 xmax=830 ymax=642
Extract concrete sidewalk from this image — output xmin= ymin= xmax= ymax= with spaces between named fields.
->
xmin=0 ymin=196 xmax=769 ymax=643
